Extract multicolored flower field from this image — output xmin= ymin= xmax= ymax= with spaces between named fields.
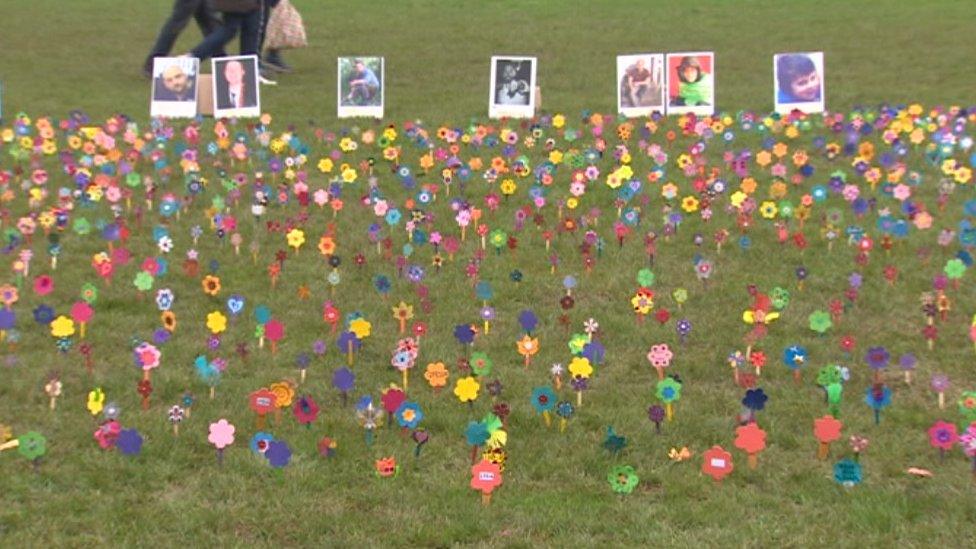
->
xmin=2 ymin=1 xmax=976 ymax=546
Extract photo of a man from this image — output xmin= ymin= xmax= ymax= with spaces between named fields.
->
xmin=339 ymin=58 xmax=382 ymax=107
xmin=617 ymin=54 xmax=664 ymax=116
xmin=337 ymin=57 xmax=384 ymax=118
xmin=212 ymin=55 xmax=260 ymax=118
xmin=150 ymin=57 xmax=200 ymax=118
xmin=153 ymin=64 xmax=196 ymax=102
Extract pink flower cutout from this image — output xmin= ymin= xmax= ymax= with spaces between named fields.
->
xmin=208 ymin=419 xmax=235 ymax=449
xmin=646 ymin=344 xmax=673 ymax=369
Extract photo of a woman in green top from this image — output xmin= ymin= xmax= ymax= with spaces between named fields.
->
xmin=671 ymin=55 xmax=712 ymax=107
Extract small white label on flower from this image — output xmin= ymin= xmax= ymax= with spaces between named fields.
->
xmin=710 ymin=458 xmax=726 ymax=468
xmin=478 ymin=472 xmax=495 ymax=482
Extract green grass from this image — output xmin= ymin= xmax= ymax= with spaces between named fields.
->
xmin=1 ymin=0 xmax=976 ymax=546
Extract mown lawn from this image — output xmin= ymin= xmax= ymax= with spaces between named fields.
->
xmin=1 ymin=1 xmax=976 ymax=546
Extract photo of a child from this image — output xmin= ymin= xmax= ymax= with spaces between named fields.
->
xmin=774 ymin=52 xmax=825 ymax=113
xmin=666 ymin=52 xmax=715 ymax=116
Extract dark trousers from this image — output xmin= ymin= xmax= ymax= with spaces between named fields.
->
xmin=190 ymin=6 xmax=262 ymax=60
xmin=145 ymin=0 xmax=223 ymax=68
xmin=259 ymin=0 xmax=280 ymax=53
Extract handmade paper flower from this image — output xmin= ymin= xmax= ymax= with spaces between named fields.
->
xmin=424 ymin=362 xmax=449 ymax=389
xmin=250 ymin=432 xmax=274 ymax=455
xmin=631 ymin=288 xmax=654 ymax=314
xmin=454 ymin=376 xmax=480 ymax=403
xmin=94 ymin=420 xmax=121 ymax=449
xmin=958 ymin=391 xmax=976 ymax=420
xmin=655 ymin=378 xmax=682 ymax=403
xmin=201 ymin=275 xmax=221 ymax=296
xmin=741 ymin=388 xmax=768 ymax=412
xmin=568 ymin=357 xmax=593 ymax=379
xmin=607 ymin=465 xmax=639 ymax=494
xmin=646 ymin=344 xmax=673 ymax=369
xmin=208 ymin=419 xmax=235 ymax=449
xmin=293 ymin=395 xmax=320 ymax=426
xmin=531 ymin=386 xmax=557 ymax=413
xmin=50 ymin=315 xmax=75 ymax=338
xmin=205 ymin=311 xmax=227 ymax=335
xmin=469 ymin=352 xmax=493 ymax=377
xmin=808 ymin=310 xmax=832 ymax=334
xmin=395 ymin=401 xmax=424 ymax=429
xmin=266 ymin=440 xmax=292 ymax=468
xmin=349 ymin=318 xmax=372 ymax=339
xmin=701 ymin=445 xmax=734 ymax=482
xmin=117 ymin=429 xmax=143 ymax=456
xmin=269 ymin=382 xmax=295 ymax=409
xmin=864 ymin=346 xmax=890 ymax=370
xmin=470 ymin=460 xmax=503 ymax=494
xmin=17 ymin=432 xmax=46 ymax=461
xmin=516 ymin=335 xmax=539 ymax=358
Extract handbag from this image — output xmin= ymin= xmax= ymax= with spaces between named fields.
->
xmin=212 ymin=0 xmax=259 ymax=13
xmin=264 ymin=0 xmax=307 ymax=50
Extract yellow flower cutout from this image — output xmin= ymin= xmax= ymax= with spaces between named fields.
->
xmin=454 ymin=376 xmax=480 ymax=403
xmin=742 ymin=310 xmax=780 ymax=325
xmin=50 ymin=315 xmax=75 ymax=338
xmin=206 ymin=311 xmax=227 ymax=334
xmin=87 ymin=388 xmax=105 ymax=416
xmin=552 ymin=114 xmax=566 ymax=128
xmin=269 ymin=381 xmax=295 ymax=408
xmin=349 ymin=318 xmax=372 ymax=339
xmin=317 ymin=158 xmax=334 ymax=173
xmin=568 ymin=357 xmax=593 ymax=379
xmin=286 ymin=228 xmax=305 ymax=250
xmin=341 ymin=167 xmax=358 ymax=183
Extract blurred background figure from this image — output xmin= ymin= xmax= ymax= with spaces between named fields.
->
xmin=143 ymin=0 xmax=224 ymax=78
xmin=189 ymin=0 xmax=277 ymax=84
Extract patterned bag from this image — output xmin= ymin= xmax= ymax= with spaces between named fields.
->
xmin=264 ymin=0 xmax=307 ymax=50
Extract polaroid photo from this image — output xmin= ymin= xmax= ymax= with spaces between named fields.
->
xmin=666 ymin=52 xmax=715 ymax=116
xmin=212 ymin=55 xmax=261 ymax=119
xmin=337 ymin=56 xmax=384 ymax=119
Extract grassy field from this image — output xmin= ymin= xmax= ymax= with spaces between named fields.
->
xmin=1 ymin=1 xmax=976 ymax=546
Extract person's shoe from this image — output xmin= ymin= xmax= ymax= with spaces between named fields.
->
xmin=264 ymin=50 xmax=292 ymax=73
xmin=260 ymin=60 xmax=282 ymax=74
xmin=258 ymin=73 xmax=278 ymax=86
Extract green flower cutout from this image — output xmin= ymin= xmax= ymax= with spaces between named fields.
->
xmin=958 ymin=391 xmax=976 ymax=420
xmin=656 ymin=378 xmax=682 ymax=404
xmin=671 ymin=288 xmax=688 ymax=305
xmin=608 ymin=465 xmax=639 ymax=494
xmin=808 ymin=310 xmax=832 ymax=335
xmin=778 ymin=200 xmax=794 ymax=219
xmin=816 ymin=365 xmax=842 ymax=387
xmin=488 ymin=229 xmax=508 ymax=249
xmin=470 ymin=351 xmax=493 ymax=377
xmin=133 ymin=271 xmax=155 ymax=292
xmin=944 ymin=259 xmax=966 ymax=280
xmin=770 ymin=287 xmax=791 ymax=310
xmin=636 ymin=268 xmax=655 ymax=287
xmin=567 ymin=333 xmax=588 ymax=356
xmin=18 ymin=431 xmax=47 ymax=461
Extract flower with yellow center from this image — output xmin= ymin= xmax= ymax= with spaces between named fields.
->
xmin=286 ymin=228 xmax=305 ymax=250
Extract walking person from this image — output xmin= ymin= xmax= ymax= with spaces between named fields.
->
xmin=143 ymin=0 xmax=224 ymax=77
xmin=188 ymin=0 xmax=276 ymax=84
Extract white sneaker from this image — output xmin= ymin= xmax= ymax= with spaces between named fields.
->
xmin=259 ymin=74 xmax=278 ymax=86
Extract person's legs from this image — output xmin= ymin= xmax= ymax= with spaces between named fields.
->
xmin=190 ymin=12 xmax=243 ymax=60
xmin=192 ymin=0 xmax=226 ymax=57
xmin=144 ymin=0 xmax=201 ymax=72
xmin=238 ymin=7 xmax=262 ymax=56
